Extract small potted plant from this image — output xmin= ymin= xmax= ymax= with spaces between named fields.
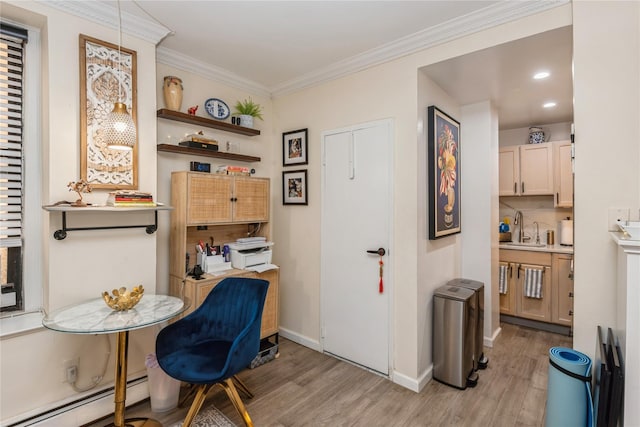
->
xmin=233 ymin=98 xmax=263 ymax=128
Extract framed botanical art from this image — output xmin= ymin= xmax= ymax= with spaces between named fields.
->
xmin=427 ymin=106 xmax=461 ymax=239
xmin=79 ymin=34 xmax=138 ymax=189
xmin=282 ymin=170 xmax=308 ymax=205
xmin=282 ymin=128 xmax=308 ymax=166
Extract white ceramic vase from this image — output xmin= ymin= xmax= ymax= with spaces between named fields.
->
xmin=239 ymin=114 xmax=254 ymax=128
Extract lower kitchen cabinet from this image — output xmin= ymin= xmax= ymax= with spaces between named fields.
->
xmin=499 ymin=249 xmax=565 ymax=324
xmin=552 ymin=253 xmax=574 ymax=326
xmin=171 ymin=267 xmax=279 ymax=339
xmin=499 ymin=262 xmax=517 ymax=316
xmin=516 ymin=262 xmax=551 ymax=322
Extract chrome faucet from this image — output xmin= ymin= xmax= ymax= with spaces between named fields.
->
xmin=514 ymin=210 xmax=523 ymax=243
xmin=533 ymin=221 xmax=540 ymax=244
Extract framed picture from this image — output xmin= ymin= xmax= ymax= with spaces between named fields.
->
xmin=282 ymin=170 xmax=308 ymax=205
xmin=79 ymin=34 xmax=138 ymax=189
xmin=427 ymin=106 xmax=461 ymax=239
xmin=282 ymin=128 xmax=308 ymax=166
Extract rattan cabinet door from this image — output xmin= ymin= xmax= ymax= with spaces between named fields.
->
xmin=233 ymin=176 xmax=269 ymax=222
xmin=187 ymin=174 xmax=233 ymax=224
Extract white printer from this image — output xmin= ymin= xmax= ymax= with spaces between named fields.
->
xmin=228 ymin=237 xmax=274 ymax=270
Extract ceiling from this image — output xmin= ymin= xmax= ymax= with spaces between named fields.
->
xmin=78 ymin=1 xmax=572 ymax=130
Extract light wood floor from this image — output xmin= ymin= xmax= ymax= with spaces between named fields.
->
xmin=86 ymin=323 xmax=571 ymax=427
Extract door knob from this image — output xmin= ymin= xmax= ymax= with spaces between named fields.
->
xmin=366 ymin=248 xmax=386 ymax=256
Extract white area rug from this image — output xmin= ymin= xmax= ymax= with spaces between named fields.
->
xmin=168 ymin=404 xmax=235 ymax=427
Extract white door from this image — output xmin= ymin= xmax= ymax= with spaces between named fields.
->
xmin=321 ymin=119 xmax=392 ymax=375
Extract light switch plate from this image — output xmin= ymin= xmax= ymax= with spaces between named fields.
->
xmin=608 ymin=208 xmax=630 ymax=231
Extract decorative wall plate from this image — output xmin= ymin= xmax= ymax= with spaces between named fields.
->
xmin=204 ymin=98 xmax=230 ymax=120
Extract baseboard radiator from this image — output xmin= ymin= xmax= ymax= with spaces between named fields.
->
xmin=5 ymin=377 xmax=148 ymax=427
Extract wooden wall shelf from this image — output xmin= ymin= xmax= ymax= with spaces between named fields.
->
xmin=157 ymin=144 xmax=261 ymax=162
xmin=157 ymin=109 xmax=260 ymax=137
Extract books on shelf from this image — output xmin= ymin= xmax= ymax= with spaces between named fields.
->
xmin=179 ymin=132 xmax=219 ymax=151
xmin=216 ymin=165 xmax=251 ymax=176
xmin=107 ymin=191 xmax=156 ymax=207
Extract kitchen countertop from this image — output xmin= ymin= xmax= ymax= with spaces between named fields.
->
xmin=499 ymin=242 xmax=574 ymax=254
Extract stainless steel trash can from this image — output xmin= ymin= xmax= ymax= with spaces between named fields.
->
xmin=447 ymin=278 xmax=488 ymax=370
xmin=433 ymin=285 xmax=477 ymax=389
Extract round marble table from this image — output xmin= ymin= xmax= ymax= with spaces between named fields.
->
xmin=43 ymin=294 xmax=187 ymax=427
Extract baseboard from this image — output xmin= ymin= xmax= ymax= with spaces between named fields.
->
xmin=484 ymin=326 xmax=502 ymax=348
xmin=392 ymin=365 xmax=432 ymax=392
xmin=500 ymin=314 xmax=572 ymax=336
xmin=5 ymin=377 xmax=149 ymax=427
xmin=278 ymin=327 xmax=322 ymax=352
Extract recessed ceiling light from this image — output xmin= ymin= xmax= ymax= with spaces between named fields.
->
xmin=543 ymin=102 xmax=557 ymax=108
xmin=534 ymin=71 xmax=550 ymax=80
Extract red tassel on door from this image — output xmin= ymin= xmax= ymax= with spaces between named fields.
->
xmin=379 ymin=259 xmax=384 ymax=294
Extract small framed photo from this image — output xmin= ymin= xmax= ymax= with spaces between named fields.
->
xmin=283 ymin=128 xmax=308 ymax=166
xmin=282 ymin=170 xmax=308 ymax=205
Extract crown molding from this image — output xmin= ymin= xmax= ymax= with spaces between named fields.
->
xmin=39 ymin=0 xmax=568 ymax=98
xmin=36 ymin=0 xmax=171 ymax=45
xmin=270 ymin=0 xmax=569 ymax=97
xmin=156 ymin=47 xmax=271 ymax=98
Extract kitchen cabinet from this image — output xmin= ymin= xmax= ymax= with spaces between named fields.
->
xmin=171 ymin=267 xmax=279 ymax=340
xmin=499 ymin=147 xmax=519 ymax=196
xmin=499 ymin=142 xmax=554 ymax=196
xmin=554 ymin=140 xmax=573 ymax=207
xmin=499 ymin=249 xmax=552 ymax=323
xmin=499 ymin=261 xmax=517 ymax=315
xmin=552 ymin=253 xmax=573 ymax=326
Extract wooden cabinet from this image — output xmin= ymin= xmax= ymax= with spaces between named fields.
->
xmin=499 ymin=147 xmax=519 ymax=196
xmin=172 ymin=268 xmax=279 ymax=339
xmin=552 ymin=253 xmax=574 ymax=326
xmin=177 ymin=172 xmax=269 ymax=225
xmin=499 ymin=249 xmax=552 ymax=323
xmin=499 ymin=143 xmax=554 ymax=196
xmin=169 ymin=170 xmax=278 ymax=339
xmin=499 ymin=249 xmax=574 ymax=327
xmin=519 ymin=143 xmax=554 ymax=195
xmin=499 ymin=261 xmax=517 ymax=315
xmin=554 ymin=140 xmax=573 ymax=207
xmin=169 ymin=172 xmax=270 ymax=279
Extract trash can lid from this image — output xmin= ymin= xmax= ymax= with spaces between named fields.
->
xmin=447 ymin=278 xmax=484 ymax=290
xmin=434 ymin=285 xmax=474 ymax=301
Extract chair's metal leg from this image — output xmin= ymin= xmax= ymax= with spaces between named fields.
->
xmin=232 ymin=375 xmax=254 ymax=399
xmin=178 ymin=383 xmax=198 ymax=408
xmin=182 ymin=384 xmax=213 ymax=427
xmin=221 ymin=378 xmax=254 ymax=427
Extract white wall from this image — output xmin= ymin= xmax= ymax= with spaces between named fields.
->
xmin=460 ymin=101 xmax=500 ymax=344
xmin=572 ymin=1 xmax=640 ymax=356
xmin=1 ymin=1 xmax=159 ymax=422
xmin=500 ymin=121 xmax=571 ymax=147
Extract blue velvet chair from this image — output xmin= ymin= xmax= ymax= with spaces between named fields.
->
xmin=156 ymin=277 xmax=269 ymax=427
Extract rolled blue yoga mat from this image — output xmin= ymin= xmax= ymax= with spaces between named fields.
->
xmin=545 ymin=347 xmax=594 ymax=427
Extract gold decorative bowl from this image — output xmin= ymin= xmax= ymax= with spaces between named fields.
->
xmin=102 ymin=285 xmax=144 ymax=311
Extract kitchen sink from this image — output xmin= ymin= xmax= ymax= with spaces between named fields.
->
xmin=504 ymin=242 xmax=546 ymax=248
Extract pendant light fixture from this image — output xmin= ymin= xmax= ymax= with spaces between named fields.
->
xmin=104 ymin=0 xmax=136 ymax=151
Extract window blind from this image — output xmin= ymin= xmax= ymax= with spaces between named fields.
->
xmin=0 ymin=25 xmax=27 ymax=249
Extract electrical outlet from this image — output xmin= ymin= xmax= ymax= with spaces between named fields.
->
xmin=608 ymin=208 xmax=630 ymax=231
xmin=62 ymin=358 xmax=79 ymax=383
